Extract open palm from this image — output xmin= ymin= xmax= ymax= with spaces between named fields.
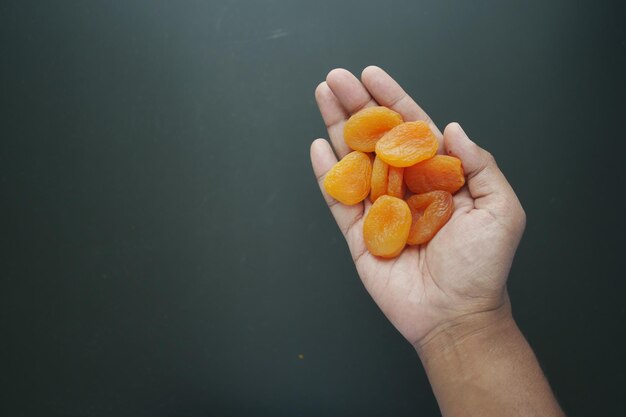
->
xmin=311 ymin=67 xmax=526 ymax=348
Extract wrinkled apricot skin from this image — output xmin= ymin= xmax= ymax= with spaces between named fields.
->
xmin=370 ymin=155 xmax=389 ymax=202
xmin=323 ymin=151 xmax=372 ymax=205
xmin=406 ymin=191 xmax=454 ymax=245
xmin=387 ymin=166 xmax=405 ymax=199
xmin=343 ymin=106 xmax=404 ymax=152
xmin=405 ymin=155 xmax=465 ymax=194
xmin=363 ymin=195 xmax=412 ymax=258
xmin=322 ymin=104 xmax=465 ymax=256
xmin=375 ymin=121 xmax=439 ymax=167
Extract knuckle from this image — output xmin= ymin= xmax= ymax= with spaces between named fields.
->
xmin=483 ymin=151 xmax=496 ymax=165
xmin=517 ymin=205 xmax=527 ymax=231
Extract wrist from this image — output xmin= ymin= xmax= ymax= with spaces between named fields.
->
xmin=414 ymin=297 xmax=516 ymax=363
xmin=413 ymin=295 xmax=565 ymax=417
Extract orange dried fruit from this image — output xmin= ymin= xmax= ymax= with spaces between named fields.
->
xmin=406 ymin=191 xmax=454 ymax=245
xmin=371 ymin=160 xmax=406 ymax=202
xmin=405 ymin=155 xmax=465 ymax=194
xmin=363 ymin=195 xmax=412 ymax=258
xmin=344 ymin=106 xmax=404 ymax=152
xmin=323 ymin=151 xmax=372 ymax=205
xmin=387 ymin=166 xmax=405 ymax=199
xmin=318 ymin=104 xmax=464 ymax=257
xmin=375 ymin=121 xmax=438 ymax=167
xmin=370 ymin=155 xmax=389 ymax=202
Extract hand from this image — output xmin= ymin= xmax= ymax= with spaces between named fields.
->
xmin=310 ymin=66 xmax=526 ymax=349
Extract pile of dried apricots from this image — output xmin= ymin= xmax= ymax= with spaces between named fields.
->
xmin=323 ymin=106 xmax=466 ymax=258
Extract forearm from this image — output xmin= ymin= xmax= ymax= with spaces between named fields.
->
xmin=416 ymin=302 xmax=565 ymax=417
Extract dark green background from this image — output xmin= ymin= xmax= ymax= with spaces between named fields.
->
xmin=2 ymin=1 xmax=625 ymax=416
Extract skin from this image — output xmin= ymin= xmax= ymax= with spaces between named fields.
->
xmin=310 ymin=66 xmax=565 ymax=417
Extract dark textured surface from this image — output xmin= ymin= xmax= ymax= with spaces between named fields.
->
xmin=1 ymin=1 xmax=625 ymax=416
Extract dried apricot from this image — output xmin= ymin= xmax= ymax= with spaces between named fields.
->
xmin=323 ymin=151 xmax=372 ymax=205
xmin=363 ymin=195 xmax=412 ymax=258
xmin=375 ymin=121 xmax=438 ymax=167
xmin=370 ymin=155 xmax=389 ymax=202
xmin=318 ymin=103 xmax=465 ymax=257
xmin=387 ymin=166 xmax=405 ymax=199
xmin=406 ymin=191 xmax=454 ymax=245
xmin=344 ymin=106 xmax=404 ymax=152
xmin=405 ymin=155 xmax=465 ymax=194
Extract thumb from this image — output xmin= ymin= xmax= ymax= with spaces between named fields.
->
xmin=443 ymin=122 xmax=526 ymax=230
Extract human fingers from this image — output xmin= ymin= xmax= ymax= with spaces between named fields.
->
xmin=314 ymin=82 xmax=352 ymax=158
xmin=326 ymin=68 xmax=378 ymax=116
xmin=443 ymin=123 xmax=526 ymax=233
